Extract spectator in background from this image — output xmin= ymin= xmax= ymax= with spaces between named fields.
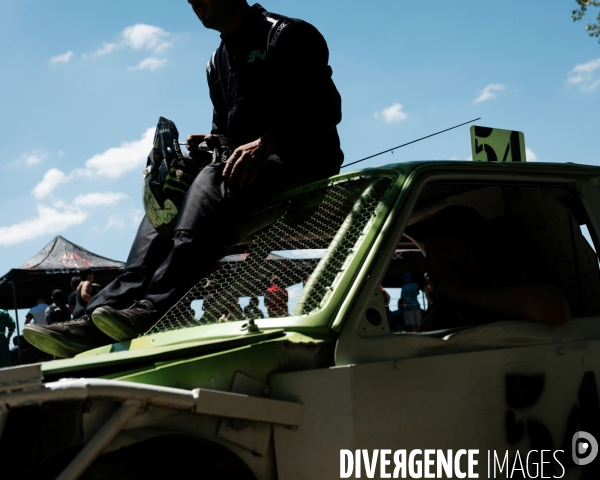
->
xmin=25 ymin=296 xmax=55 ymax=361
xmin=381 ymin=287 xmax=391 ymax=318
xmin=0 ymin=309 xmax=15 ymax=368
xmin=45 ymin=289 xmax=71 ymax=325
xmin=423 ymin=272 xmax=436 ymax=307
xmin=388 ymin=298 xmax=406 ymax=333
xmin=25 ymin=297 xmax=49 ymax=326
xmin=401 ymin=272 xmax=422 ymax=332
xmin=73 ymin=269 xmax=95 ymax=319
xmin=218 ymin=298 xmax=244 ymax=323
xmin=243 ymin=296 xmax=264 ymax=320
xmin=201 ymin=280 xmax=220 ymax=323
xmin=10 ymin=336 xmax=20 ymax=366
xmin=266 ymin=276 xmax=289 ymax=318
xmin=68 ymin=276 xmax=81 ymax=316
xmin=11 ymin=335 xmax=36 ymax=365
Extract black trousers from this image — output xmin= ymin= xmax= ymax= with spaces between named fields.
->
xmin=87 ymin=158 xmax=326 ymax=316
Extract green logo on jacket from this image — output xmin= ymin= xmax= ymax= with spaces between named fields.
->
xmin=247 ymin=50 xmax=266 ymax=63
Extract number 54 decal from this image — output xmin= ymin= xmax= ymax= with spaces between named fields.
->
xmin=470 ymin=126 xmax=526 ymax=162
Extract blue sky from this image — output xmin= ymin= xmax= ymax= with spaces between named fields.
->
xmin=0 ymin=1 xmax=598 ymax=306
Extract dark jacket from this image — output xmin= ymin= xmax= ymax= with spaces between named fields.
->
xmin=207 ymin=4 xmax=344 ymax=175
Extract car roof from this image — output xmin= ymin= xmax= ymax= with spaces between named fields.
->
xmin=350 ymin=160 xmax=600 ymax=177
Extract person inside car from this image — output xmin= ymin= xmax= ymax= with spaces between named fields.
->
xmin=404 ymin=205 xmax=571 ymax=332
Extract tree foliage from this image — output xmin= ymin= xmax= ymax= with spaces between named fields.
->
xmin=572 ymin=0 xmax=600 ymax=42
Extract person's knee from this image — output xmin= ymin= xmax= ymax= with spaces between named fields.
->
xmin=173 ymin=229 xmax=196 ymax=249
xmin=175 ymin=167 xmax=231 ymax=231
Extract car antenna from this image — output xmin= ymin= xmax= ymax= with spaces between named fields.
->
xmin=341 ymin=117 xmax=481 ymax=169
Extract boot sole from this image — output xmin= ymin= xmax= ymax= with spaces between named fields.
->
xmin=92 ymin=307 xmax=139 ymax=342
xmin=23 ymin=326 xmax=97 ymax=358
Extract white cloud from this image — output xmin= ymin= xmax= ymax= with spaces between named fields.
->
xmin=121 ymin=24 xmax=172 ymax=53
xmin=0 ymin=204 xmax=86 ymax=247
xmin=526 ymin=148 xmax=537 ymax=162
xmin=129 ymin=57 xmax=167 ymax=71
xmin=4 ymin=150 xmax=49 ymax=170
xmin=31 ymin=128 xmax=152 ymax=202
xmin=102 ymin=209 xmax=144 ymax=231
xmin=0 ymin=190 xmax=128 ymax=246
xmin=81 ymin=24 xmax=172 ymax=70
xmin=91 ymin=42 xmax=119 ymax=58
xmin=23 ymin=151 xmax=46 ymax=166
xmin=32 ymin=169 xmax=66 ymax=199
xmin=73 ymin=192 xmax=128 ymax=208
xmin=474 ymin=84 xmax=506 ymax=103
xmin=74 ymin=127 xmax=153 ymax=179
xmin=86 ymin=24 xmax=172 ymax=59
xmin=105 ymin=215 xmax=126 ymax=230
xmin=6 ymin=129 xmax=153 ymax=246
xmin=49 ymin=51 xmax=74 ymax=64
xmin=375 ymin=103 xmax=408 ymax=123
xmin=567 ymin=57 xmax=600 ymax=92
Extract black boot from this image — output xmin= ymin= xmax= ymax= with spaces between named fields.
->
xmin=92 ymin=300 xmax=160 ymax=342
xmin=23 ymin=316 xmax=114 ymax=358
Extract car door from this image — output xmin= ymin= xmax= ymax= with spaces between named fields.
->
xmin=336 ymin=166 xmax=600 ymax=478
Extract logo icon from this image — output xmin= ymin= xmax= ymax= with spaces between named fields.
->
xmin=572 ymin=431 xmax=598 ymax=466
xmin=247 ymin=50 xmax=266 ymax=63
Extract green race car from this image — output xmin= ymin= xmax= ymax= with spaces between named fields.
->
xmin=2 ymin=154 xmax=600 ymax=479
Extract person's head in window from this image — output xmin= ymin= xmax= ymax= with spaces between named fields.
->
xmin=405 ymin=205 xmax=570 ymax=330
xmin=406 ymin=206 xmax=491 ymax=290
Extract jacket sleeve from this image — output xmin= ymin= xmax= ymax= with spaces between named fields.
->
xmin=210 ymin=104 xmax=227 ymax=137
xmin=266 ymin=21 xmax=342 ymax=157
xmin=206 ymin=53 xmax=228 ymax=138
xmin=209 ymin=88 xmax=232 ymax=147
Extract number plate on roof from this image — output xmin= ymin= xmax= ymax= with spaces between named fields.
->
xmin=470 ymin=126 xmax=526 ymax=162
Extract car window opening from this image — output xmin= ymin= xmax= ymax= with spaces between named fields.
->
xmin=382 ymin=183 xmax=600 ymax=334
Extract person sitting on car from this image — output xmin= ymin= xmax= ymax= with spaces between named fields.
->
xmin=23 ymin=0 xmax=343 ymax=357
xmin=404 ymin=205 xmax=571 ymax=332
